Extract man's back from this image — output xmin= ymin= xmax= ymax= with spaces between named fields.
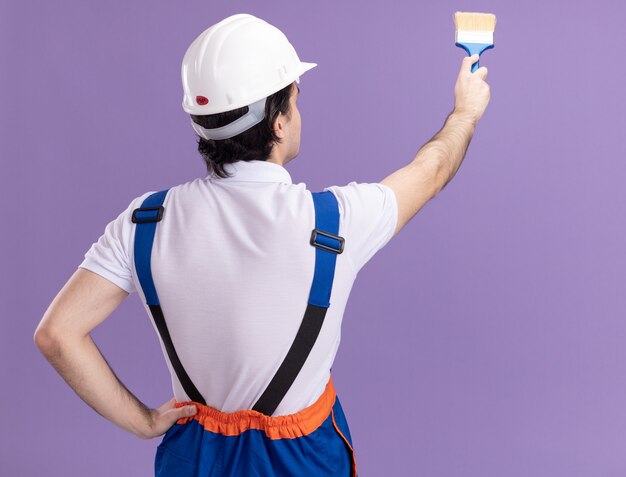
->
xmin=79 ymin=159 xmax=398 ymax=415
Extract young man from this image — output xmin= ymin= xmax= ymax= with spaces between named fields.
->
xmin=34 ymin=13 xmax=489 ymax=477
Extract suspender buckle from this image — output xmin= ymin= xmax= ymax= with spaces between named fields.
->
xmin=310 ymin=229 xmax=345 ymax=254
xmin=132 ymin=206 xmax=164 ymax=224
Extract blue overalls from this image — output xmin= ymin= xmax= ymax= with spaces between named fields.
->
xmin=132 ymin=189 xmax=358 ymax=477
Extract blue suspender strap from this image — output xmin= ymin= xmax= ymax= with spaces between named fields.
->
xmin=253 ymin=190 xmax=344 ymax=416
xmin=308 ymin=190 xmax=345 ymax=307
xmin=132 ymin=190 xmax=168 ymax=306
xmin=132 ymin=189 xmax=207 ymax=405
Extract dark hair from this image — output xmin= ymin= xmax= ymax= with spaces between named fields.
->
xmin=190 ymin=82 xmax=295 ymax=179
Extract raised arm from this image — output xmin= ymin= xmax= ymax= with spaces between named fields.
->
xmin=381 ymin=54 xmax=491 ymax=237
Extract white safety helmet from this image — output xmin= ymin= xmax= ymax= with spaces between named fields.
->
xmin=181 ymin=13 xmax=317 ymax=140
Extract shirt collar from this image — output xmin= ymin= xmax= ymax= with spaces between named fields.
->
xmin=207 ymin=160 xmax=293 ymax=185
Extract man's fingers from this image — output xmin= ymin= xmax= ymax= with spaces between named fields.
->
xmin=160 ymin=403 xmax=197 ymax=425
xmin=177 ymin=405 xmax=197 ymax=419
xmin=158 ymin=397 xmax=198 ymax=422
xmin=463 ymin=54 xmax=480 ymax=71
xmin=157 ymin=397 xmax=176 ymax=413
xmin=475 ymin=66 xmax=488 ymax=80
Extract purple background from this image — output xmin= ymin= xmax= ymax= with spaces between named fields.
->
xmin=2 ymin=0 xmax=626 ymax=475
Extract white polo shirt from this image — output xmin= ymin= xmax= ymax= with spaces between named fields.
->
xmin=79 ymin=159 xmax=398 ymax=416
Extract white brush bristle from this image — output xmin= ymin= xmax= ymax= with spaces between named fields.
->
xmin=454 ymin=12 xmax=497 ymax=32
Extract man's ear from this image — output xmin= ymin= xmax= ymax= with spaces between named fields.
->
xmin=273 ymin=113 xmax=285 ymax=139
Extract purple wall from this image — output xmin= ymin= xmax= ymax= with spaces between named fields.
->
xmin=3 ymin=0 xmax=626 ymax=475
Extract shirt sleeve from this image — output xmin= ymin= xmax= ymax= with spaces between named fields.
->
xmin=323 ymin=181 xmax=398 ymax=273
xmin=78 ymin=191 xmax=156 ymax=294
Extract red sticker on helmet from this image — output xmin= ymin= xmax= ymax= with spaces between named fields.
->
xmin=196 ymin=96 xmax=209 ymax=105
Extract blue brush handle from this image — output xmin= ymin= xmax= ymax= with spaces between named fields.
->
xmin=455 ymin=42 xmax=494 ymax=73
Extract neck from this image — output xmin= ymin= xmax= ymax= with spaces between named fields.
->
xmin=266 ymin=149 xmax=292 ymax=167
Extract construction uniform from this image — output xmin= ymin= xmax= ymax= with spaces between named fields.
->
xmin=79 ymin=159 xmax=398 ymax=476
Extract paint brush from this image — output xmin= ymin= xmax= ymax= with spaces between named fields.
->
xmin=454 ymin=12 xmax=497 ymax=73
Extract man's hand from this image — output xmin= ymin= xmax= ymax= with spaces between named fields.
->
xmin=453 ymin=54 xmax=491 ymax=123
xmin=140 ymin=398 xmax=198 ymax=440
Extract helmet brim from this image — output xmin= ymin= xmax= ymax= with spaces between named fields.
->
xmin=296 ymin=61 xmax=317 ymax=82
